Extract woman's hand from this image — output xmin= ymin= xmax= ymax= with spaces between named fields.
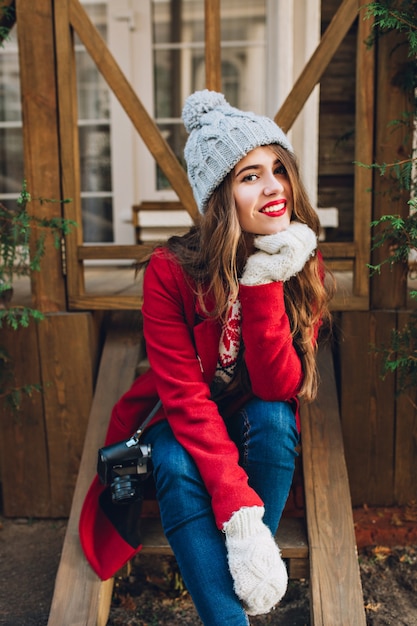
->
xmin=223 ymin=506 xmax=288 ymax=615
xmin=240 ymin=221 xmax=317 ymax=285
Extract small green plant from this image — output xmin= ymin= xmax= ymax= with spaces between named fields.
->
xmin=0 ymin=183 xmax=75 ymax=409
xmin=367 ymin=200 xmax=417 ymax=278
xmin=0 ymin=2 xmax=15 ymax=46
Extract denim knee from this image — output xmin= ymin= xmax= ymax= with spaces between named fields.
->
xmin=236 ymin=398 xmax=299 ymax=467
xmin=143 ymin=420 xmax=212 ymax=536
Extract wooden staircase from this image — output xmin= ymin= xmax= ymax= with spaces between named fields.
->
xmin=47 ymin=312 xmax=366 ymax=625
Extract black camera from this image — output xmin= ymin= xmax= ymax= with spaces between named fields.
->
xmin=97 ymin=434 xmax=152 ymax=505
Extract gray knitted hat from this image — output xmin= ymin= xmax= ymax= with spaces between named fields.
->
xmin=182 ymin=90 xmax=293 ymax=214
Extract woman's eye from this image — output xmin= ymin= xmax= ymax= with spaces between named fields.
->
xmin=242 ymin=173 xmax=258 ymax=182
xmin=275 ymin=165 xmax=287 ymax=176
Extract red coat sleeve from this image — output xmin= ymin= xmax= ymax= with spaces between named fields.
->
xmin=142 ymin=251 xmax=263 ymax=528
xmin=239 ymin=281 xmax=304 ymax=400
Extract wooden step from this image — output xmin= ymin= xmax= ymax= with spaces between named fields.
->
xmin=140 ymin=515 xmax=309 ymax=580
xmin=300 ymin=343 xmax=366 ymax=625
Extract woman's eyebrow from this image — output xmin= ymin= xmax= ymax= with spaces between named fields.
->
xmin=234 ymin=163 xmax=261 ymax=177
xmin=234 ymin=159 xmax=281 ymax=178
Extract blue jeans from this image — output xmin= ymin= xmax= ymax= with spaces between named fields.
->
xmin=142 ymin=398 xmax=299 ymax=626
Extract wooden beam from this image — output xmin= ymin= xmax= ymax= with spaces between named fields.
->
xmin=371 ymin=28 xmax=412 ymax=309
xmin=275 ymin=0 xmax=359 ymax=132
xmin=319 ymin=241 xmax=356 ymax=258
xmin=54 ymin=0 xmax=86 ymax=300
xmin=353 ymin=7 xmax=374 ymax=300
xmin=69 ymin=294 xmax=143 ymax=311
xmin=205 ymin=0 xmax=221 ymax=91
xmin=69 ymin=0 xmax=198 ymax=222
xmin=301 ymin=344 xmax=366 ymax=625
xmin=16 ymin=0 xmax=67 ymax=312
xmin=77 ymin=244 xmax=154 ymax=261
xmin=37 ymin=313 xmax=94 ymax=516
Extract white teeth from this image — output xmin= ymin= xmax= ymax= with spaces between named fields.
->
xmin=262 ymin=203 xmax=285 ymax=213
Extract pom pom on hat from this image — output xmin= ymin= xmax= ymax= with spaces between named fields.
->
xmin=182 ymin=90 xmax=293 ymax=214
xmin=182 ymin=90 xmax=227 ymax=133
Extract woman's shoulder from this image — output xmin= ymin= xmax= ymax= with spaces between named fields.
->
xmin=148 ymin=245 xmax=181 ymax=272
xmin=146 ymin=245 xmax=194 ymax=291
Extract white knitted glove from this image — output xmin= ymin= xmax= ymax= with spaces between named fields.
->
xmin=223 ymin=506 xmax=288 ymax=615
xmin=240 ymin=221 xmax=317 ymax=286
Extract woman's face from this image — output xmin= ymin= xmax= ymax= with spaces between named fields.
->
xmin=232 ymin=146 xmax=293 ymax=235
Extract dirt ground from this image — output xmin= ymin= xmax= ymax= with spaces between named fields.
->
xmin=0 ymin=506 xmax=417 ymax=626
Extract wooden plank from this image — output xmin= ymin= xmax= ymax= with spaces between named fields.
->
xmin=140 ymin=516 xmax=308 ymax=559
xmin=319 ymin=241 xmax=356 ymax=259
xmin=139 ymin=515 xmax=309 ymax=580
xmin=68 ymin=287 xmax=370 ymax=313
xmin=37 ymin=313 xmax=95 ymax=516
xmin=371 ymin=28 xmax=412 ymax=309
xmin=205 ymin=0 xmax=221 ymax=91
xmin=77 ymin=244 xmax=154 ymax=261
xmin=15 ymin=0 xmax=67 ymax=312
xmin=275 ymin=0 xmax=359 ymax=132
xmin=300 ymin=343 xmax=366 ymax=626
xmin=69 ymin=0 xmax=198 ymax=222
xmin=394 ymin=311 xmax=417 ymax=504
xmin=0 ymin=322 xmax=50 ymax=517
xmin=47 ymin=312 xmax=145 ymax=626
xmin=69 ymin=294 xmax=143 ymax=311
xmin=340 ymin=311 xmax=396 ymax=505
xmin=353 ymin=7 xmax=374 ymax=299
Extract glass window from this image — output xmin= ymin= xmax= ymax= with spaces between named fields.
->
xmin=0 ymin=26 xmax=23 ymax=199
xmin=151 ymin=0 xmax=266 ymax=191
xmin=75 ymin=2 xmax=113 ymax=243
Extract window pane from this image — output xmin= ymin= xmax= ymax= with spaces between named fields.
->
xmin=153 ymin=0 xmax=204 ymax=45
xmin=76 ymin=50 xmax=110 ymax=121
xmin=0 ymin=51 xmax=21 ymax=122
xmin=0 ymin=128 xmax=24 ymax=194
xmin=82 ymin=196 xmax=113 ymax=243
xmin=77 ymin=2 xmax=113 ymax=245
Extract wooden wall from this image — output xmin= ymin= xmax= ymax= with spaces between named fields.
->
xmin=337 ymin=311 xmax=417 ymax=506
xmin=0 ymin=312 xmax=102 ymax=517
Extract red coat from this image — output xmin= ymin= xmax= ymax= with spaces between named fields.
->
xmin=80 ymin=248 xmax=309 ymax=580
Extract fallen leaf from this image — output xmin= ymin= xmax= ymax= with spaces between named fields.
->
xmin=373 ymin=546 xmax=392 ymax=560
xmin=390 ymin=513 xmax=404 ymax=527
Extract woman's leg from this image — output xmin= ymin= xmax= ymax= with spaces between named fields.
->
xmin=226 ymin=399 xmax=299 ymax=534
xmin=142 ymin=420 xmax=249 ymax=626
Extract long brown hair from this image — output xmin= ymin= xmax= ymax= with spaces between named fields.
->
xmin=160 ymin=144 xmax=333 ymax=400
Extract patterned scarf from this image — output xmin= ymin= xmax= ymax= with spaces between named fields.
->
xmin=210 ymin=297 xmax=242 ymax=398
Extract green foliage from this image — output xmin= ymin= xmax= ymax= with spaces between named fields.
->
xmin=364 ymin=1 xmax=417 ymax=400
xmin=374 ymin=310 xmax=417 ymax=403
xmin=0 ymin=2 xmax=15 ymax=46
xmin=367 ymin=201 xmax=417 ymax=274
xmin=0 ymin=183 xmax=76 ymax=410
xmin=365 ymin=0 xmax=417 ymax=56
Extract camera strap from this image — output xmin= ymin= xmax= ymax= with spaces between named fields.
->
xmin=132 ymin=398 xmax=162 ymax=441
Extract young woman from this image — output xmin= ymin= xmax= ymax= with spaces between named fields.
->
xmin=80 ymin=90 xmax=333 ymax=625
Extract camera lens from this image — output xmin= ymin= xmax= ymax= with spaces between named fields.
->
xmin=111 ymin=475 xmax=143 ymax=504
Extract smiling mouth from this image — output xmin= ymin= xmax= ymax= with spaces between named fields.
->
xmin=260 ymin=201 xmax=286 ymax=215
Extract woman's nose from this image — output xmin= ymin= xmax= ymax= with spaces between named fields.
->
xmin=264 ymin=174 xmax=284 ymax=195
